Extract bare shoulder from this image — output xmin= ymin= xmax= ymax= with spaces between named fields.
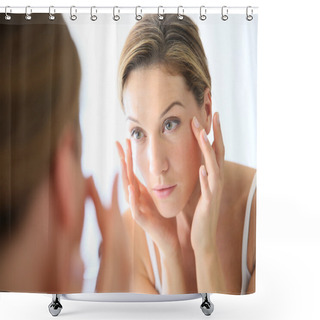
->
xmin=220 ymin=161 xmax=256 ymax=226
xmin=223 ymin=161 xmax=257 ymax=290
xmin=223 ymin=161 xmax=256 ymax=203
xmin=216 ymin=161 xmax=256 ymax=293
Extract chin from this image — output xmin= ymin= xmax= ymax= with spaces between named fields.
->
xmin=155 ymin=201 xmax=183 ymax=219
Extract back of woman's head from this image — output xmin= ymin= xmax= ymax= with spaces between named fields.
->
xmin=0 ymin=14 xmax=81 ymax=243
xmin=118 ymin=14 xmax=211 ymax=108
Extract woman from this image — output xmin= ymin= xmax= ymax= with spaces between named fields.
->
xmin=0 ymin=13 xmax=130 ymax=293
xmin=117 ymin=14 xmax=256 ymax=295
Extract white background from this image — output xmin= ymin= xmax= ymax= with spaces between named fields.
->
xmin=1 ymin=0 xmax=320 ymax=320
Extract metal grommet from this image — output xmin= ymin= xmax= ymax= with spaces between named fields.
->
xmin=4 ymin=6 xmax=11 ymax=20
xmin=158 ymin=6 xmax=164 ymax=21
xmin=25 ymin=6 xmax=32 ymax=21
xmin=200 ymin=6 xmax=207 ymax=21
xmin=221 ymin=6 xmax=228 ymax=21
xmin=91 ymin=6 xmax=98 ymax=21
xmin=113 ymin=6 xmax=120 ymax=21
xmin=135 ymin=6 xmax=142 ymax=21
xmin=246 ymin=6 xmax=253 ymax=21
xmin=70 ymin=6 xmax=77 ymax=21
xmin=177 ymin=6 xmax=184 ymax=20
xmin=49 ymin=6 xmax=55 ymax=21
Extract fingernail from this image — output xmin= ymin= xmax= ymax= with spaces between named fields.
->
xmin=201 ymin=165 xmax=207 ymax=177
xmin=201 ymin=129 xmax=208 ymax=142
xmin=217 ymin=113 xmax=220 ymax=126
xmin=193 ymin=116 xmax=200 ymax=128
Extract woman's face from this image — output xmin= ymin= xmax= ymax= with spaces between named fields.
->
xmin=123 ymin=65 xmax=210 ymax=218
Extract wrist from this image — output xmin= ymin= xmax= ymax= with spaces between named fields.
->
xmin=192 ymin=234 xmax=216 ymax=254
xmin=160 ymin=242 xmax=183 ymax=262
xmin=194 ymin=241 xmax=218 ymax=262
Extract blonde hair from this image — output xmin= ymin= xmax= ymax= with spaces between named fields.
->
xmin=0 ymin=14 xmax=81 ymax=241
xmin=118 ymin=14 xmax=211 ymax=108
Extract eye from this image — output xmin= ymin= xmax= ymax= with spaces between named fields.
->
xmin=131 ymin=128 xmax=145 ymax=141
xmin=163 ymin=118 xmax=180 ymax=133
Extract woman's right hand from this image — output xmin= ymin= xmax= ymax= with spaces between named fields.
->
xmin=116 ymin=139 xmax=180 ymax=258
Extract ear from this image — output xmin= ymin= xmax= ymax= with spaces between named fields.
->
xmin=202 ymin=87 xmax=212 ymax=135
xmin=51 ymin=126 xmax=77 ymax=231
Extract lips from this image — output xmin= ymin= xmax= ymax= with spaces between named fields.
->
xmin=152 ymin=185 xmax=177 ymax=199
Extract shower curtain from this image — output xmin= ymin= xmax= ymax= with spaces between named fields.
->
xmin=0 ymin=6 xmax=257 ymax=296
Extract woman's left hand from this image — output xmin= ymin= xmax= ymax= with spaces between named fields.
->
xmin=86 ymin=174 xmax=132 ymax=292
xmin=190 ymin=112 xmax=225 ymax=253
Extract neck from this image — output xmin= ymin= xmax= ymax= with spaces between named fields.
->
xmin=0 ymin=179 xmax=54 ymax=292
xmin=0 ymin=217 xmax=50 ymax=292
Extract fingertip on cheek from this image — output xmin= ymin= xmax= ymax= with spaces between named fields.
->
xmin=193 ymin=116 xmax=200 ymax=129
xmin=216 ymin=112 xmax=220 ymax=126
xmin=201 ymin=165 xmax=207 ymax=177
xmin=201 ymin=129 xmax=208 ymax=143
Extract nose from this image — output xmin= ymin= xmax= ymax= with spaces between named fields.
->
xmin=148 ymin=137 xmax=169 ymax=176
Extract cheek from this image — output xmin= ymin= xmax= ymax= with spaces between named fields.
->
xmin=173 ymin=126 xmax=202 ymax=179
xmin=133 ymin=125 xmax=202 ymax=188
xmin=135 ymin=147 xmax=148 ymax=181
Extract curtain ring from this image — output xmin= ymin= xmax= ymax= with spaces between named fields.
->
xmin=113 ymin=6 xmax=120 ymax=21
xmin=135 ymin=6 xmax=142 ymax=21
xmin=25 ymin=6 xmax=32 ymax=20
xmin=200 ymin=6 xmax=207 ymax=21
xmin=70 ymin=6 xmax=77 ymax=21
xmin=4 ymin=6 xmax=11 ymax=20
xmin=49 ymin=6 xmax=55 ymax=21
xmin=221 ymin=6 xmax=228 ymax=21
xmin=246 ymin=6 xmax=253 ymax=21
xmin=91 ymin=6 xmax=98 ymax=21
xmin=177 ymin=6 xmax=184 ymax=20
xmin=158 ymin=6 xmax=164 ymax=21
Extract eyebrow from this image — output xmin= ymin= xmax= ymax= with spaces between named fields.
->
xmin=126 ymin=101 xmax=185 ymax=124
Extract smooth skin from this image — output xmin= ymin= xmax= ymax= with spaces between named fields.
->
xmin=117 ymin=65 xmax=256 ymax=294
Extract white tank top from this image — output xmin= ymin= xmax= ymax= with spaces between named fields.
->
xmin=146 ymin=172 xmax=257 ymax=295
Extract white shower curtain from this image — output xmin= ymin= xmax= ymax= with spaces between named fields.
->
xmin=0 ymin=7 xmax=257 ymax=296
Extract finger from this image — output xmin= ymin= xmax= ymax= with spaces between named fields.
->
xmin=116 ymin=141 xmax=130 ymax=202
xmin=128 ymin=184 xmax=146 ymax=227
xmin=199 ymin=165 xmax=211 ymax=201
xmin=86 ymin=176 xmax=105 ymax=227
xmin=121 ymin=159 xmax=130 ymax=202
xmin=212 ymin=112 xmax=225 ymax=172
xmin=192 ymin=116 xmax=219 ymax=179
xmin=126 ymin=139 xmax=134 ymax=184
xmin=126 ymin=139 xmax=140 ymax=195
xmin=116 ymin=140 xmax=125 ymax=160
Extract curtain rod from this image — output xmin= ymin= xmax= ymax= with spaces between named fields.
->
xmin=0 ymin=6 xmax=259 ymax=15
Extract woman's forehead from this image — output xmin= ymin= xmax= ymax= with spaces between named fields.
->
xmin=123 ymin=66 xmax=190 ymax=116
